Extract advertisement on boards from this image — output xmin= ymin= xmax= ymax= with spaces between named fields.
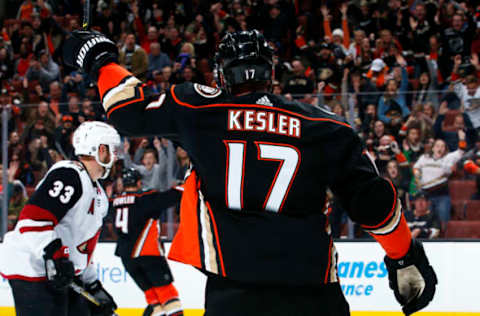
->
xmin=1 ymin=242 xmax=480 ymax=313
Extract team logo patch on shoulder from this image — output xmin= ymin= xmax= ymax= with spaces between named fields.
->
xmin=194 ymin=83 xmax=222 ymax=98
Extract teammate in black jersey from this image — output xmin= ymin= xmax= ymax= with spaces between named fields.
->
xmin=65 ymin=30 xmax=437 ymax=316
xmin=112 ymin=168 xmax=183 ymax=316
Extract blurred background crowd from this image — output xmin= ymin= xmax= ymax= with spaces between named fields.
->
xmin=0 ymin=0 xmax=480 ymax=240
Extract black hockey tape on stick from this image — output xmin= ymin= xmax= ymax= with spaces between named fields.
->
xmin=83 ymin=0 xmax=91 ymax=30
xmin=69 ymin=283 xmax=119 ymax=316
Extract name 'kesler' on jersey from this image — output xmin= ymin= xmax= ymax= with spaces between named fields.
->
xmin=228 ymin=109 xmax=301 ymax=138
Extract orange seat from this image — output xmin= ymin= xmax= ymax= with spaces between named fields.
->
xmin=445 ymin=221 xmax=480 ymax=238
xmin=449 ymin=180 xmax=476 ymax=202
xmin=465 ymin=200 xmax=480 ymax=220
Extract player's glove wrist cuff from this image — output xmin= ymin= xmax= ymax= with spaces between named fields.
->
xmin=384 ymin=239 xmax=424 ymax=269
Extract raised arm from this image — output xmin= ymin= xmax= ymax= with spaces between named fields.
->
xmin=63 ymin=31 xmax=178 ymax=138
xmin=321 ymin=5 xmax=332 ymax=40
xmin=141 ymin=187 xmax=183 ymax=219
xmin=340 ymin=3 xmax=350 ymax=48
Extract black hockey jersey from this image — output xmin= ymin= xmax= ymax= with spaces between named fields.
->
xmin=112 ymin=188 xmax=182 ymax=258
xmin=99 ymin=63 xmax=401 ymax=286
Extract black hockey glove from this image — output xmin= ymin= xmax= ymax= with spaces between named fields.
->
xmin=43 ymin=238 xmax=75 ymax=292
xmin=384 ymin=239 xmax=437 ymax=316
xmin=86 ymin=280 xmax=118 ymax=315
xmin=63 ymin=30 xmax=118 ymax=80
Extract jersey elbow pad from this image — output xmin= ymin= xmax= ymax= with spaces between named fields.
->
xmin=347 ymin=177 xmax=397 ymax=228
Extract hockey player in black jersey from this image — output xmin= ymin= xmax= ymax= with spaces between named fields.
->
xmin=0 ymin=121 xmax=120 ymax=316
xmin=111 ymin=168 xmax=183 ymax=316
xmin=65 ymin=30 xmax=437 ymax=316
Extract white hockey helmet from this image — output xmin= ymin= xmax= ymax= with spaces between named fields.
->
xmin=73 ymin=121 xmax=121 ymax=179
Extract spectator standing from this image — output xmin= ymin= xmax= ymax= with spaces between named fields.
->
xmin=400 ymin=122 xmax=424 ymax=164
xmin=54 ymin=114 xmax=75 ymax=160
xmin=414 ymin=133 xmax=466 ymax=229
xmin=25 ymin=100 xmax=56 ymax=135
xmin=119 ymin=34 xmax=148 ymax=81
xmin=282 ymin=59 xmax=314 ymax=98
xmin=384 ymin=157 xmax=411 ymax=205
xmin=123 ymin=137 xmax=175 ymax=192
xmin=434 ymin=102 xmax=477 ymax=151
xmin=378 ymin=58 xmax=410 ymax=128
xmin=147 ymin=42 xmax=171 ymax=79
xmin=452 ymin=70 xmax=480 ymax=130
xmin=26 ymin=49 xmax=60 ymax=91
xmin=367 ymin=58 xmax=390 ymax=90
xmin=412 ymin=59 xmax=440 ymax=109
xmin=441 ymin=12 xmax=476 ymax=66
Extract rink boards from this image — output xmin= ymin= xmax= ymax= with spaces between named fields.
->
xmin=1 ymin=241 xmax=479 ymax=314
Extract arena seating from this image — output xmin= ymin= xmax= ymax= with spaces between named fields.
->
xmin=445 ymin=221 xmax=480 ymax=239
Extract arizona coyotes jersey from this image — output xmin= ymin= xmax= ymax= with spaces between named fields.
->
xmin=111 ymin=188 xmax=182 ymax=258
xmin=99 ymin=63 xmax=393 ymax=286
xmin=0 ymin=160 xmax=108 ymax=283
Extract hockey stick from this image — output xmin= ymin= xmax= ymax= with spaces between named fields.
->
xmin=69 ymin=283 xmax=119 ymax=316
xmin=82 ymin=0 xmax=91 ymax=30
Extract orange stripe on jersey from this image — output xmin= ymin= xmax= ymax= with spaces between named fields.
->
xmin=97 ymin=63 xmax=133 ymax=98
xmin=168 ymin=171 xmax=202 ymax=269
xmin=206 ymin=201 xmax=226 ymax=277
xmin=370 ymin=214 xmax=412 ymax=259
xmin=170 ymin=85 xmax=351 ymax=128
xmin=144 ymin=288 xmax=160 ymax=305
xmin=138 ymin=219 xmax=162 ymax=257
xmin=131 ymin=219 xmax=154 ymax=258
xmin=153 ymin=284 xmax=179 ymax=305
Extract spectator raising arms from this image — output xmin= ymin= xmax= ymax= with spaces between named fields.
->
xmin=414 ymin=131 xmax=466 ymax=229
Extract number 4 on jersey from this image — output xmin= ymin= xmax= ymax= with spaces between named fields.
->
xmin=115 ymin=207 xmax=129 ymax=233
xmin=224 ymin=141 xmax=300 ymax=212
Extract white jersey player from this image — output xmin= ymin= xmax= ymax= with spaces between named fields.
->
xmin=0 ymin=121 xmax=120 ymax=316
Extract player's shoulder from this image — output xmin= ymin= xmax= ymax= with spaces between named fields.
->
xmin=30 ymin=161 xmax=85 ymax=210
xmin=268 ymin=93 xmax=353 ymax=129
xmin=41 ymin=161 xmax=85 ymax=185
xmin=171 ymin=82 xmax=225 ymax=107
xmin=50 ymin=160 xmax=86 ymax=173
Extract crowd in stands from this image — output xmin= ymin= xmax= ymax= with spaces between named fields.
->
xmin=1 ymin=0 xmax=480 ymax=239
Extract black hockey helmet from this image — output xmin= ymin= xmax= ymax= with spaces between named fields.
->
xmin=122 ymin=168 xmax=141 ymax=187
xmin=215 ymin=30 xmax=274 ymax=93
